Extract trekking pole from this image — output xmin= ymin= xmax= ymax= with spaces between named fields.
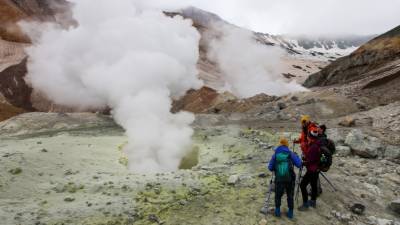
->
xmin=295 ymin=165 xmax=303 ymax=204
xmin=260 ymin=174 xmax=274 ymax=215
xmin=320 ymin=172 xmax=337 ymax=192
xmin=292 ymin=141 xmax=295 ymax=153
xmin=292 ymin=142 xmax=303 ymax=205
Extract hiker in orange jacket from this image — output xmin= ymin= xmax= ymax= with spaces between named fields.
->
xmin=294 ymin=115 xmax=317 ymax=155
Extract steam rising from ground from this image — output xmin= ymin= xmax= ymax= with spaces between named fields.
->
xmin=208 ymin=24 xmax=307 ymax=98
xmin=22 ymin=1 xmax=306 ymax=172
xmin=23 ymin=0 xmax=203 ymax=173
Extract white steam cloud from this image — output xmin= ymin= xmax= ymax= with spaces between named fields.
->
xmin=23 ymin=0 xmax=203 ymax=173
xmin=207 ymin=24 xmax=307 ymax=98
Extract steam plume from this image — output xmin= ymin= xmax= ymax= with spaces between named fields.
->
xmin=23 ymin=0 xmax=203 ymax=173
xmin=207 ymin=24 xmax=307 ymax=98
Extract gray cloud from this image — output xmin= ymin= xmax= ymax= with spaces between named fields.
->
xmin=151 ymin=0 xmax=400 ymax=36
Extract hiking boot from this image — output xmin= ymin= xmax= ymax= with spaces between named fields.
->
xmin=298 ymin=202 xmax=309 ymax=211
xmin=287 ymin=208 xmax=294 ymax=219
xmin=274 ymin=207 xmax=281 ymax=217
xmin=308 ymin=200 xmax=316 ymax=208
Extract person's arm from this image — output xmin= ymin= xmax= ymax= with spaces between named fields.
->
xmin=291 ymin=152 xmax=302 ymax=168
xmin=268 ymin=154 xmax=276 ymax=171
xmin=294 ymin=132 xmax=305 ymax=144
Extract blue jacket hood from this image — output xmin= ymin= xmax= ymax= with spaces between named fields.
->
xmin=275 ymin=145 xmax=291 ymax=154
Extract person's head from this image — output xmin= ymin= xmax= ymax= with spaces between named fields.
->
xmin=279 ymin=137 xmax=289 ymax=147
xmin=300 ymin=115 xmax=311 ymax=128
xmin=308 ymin=126 xmax=319 ymax=140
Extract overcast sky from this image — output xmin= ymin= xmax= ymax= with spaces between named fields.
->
xmin=153 ymin=0 xmax=400 ymax=36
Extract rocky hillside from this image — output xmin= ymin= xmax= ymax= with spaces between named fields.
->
xmin=0 ymin=0 xmax=72 ymax=43
xmin=291 ymin=35 xmax=373 ymax=51
xmin=0 ymin=0 xmax=30 ymax=43
xmin=171 ymin=87 xmax=278 ymax=114
xmin=0 ymin=0 xmax=73 ymax=119
xmin=304 ymin=25 xmax=400 ymax=87
xmin=181 ymin=7 xmax=371 ymax=60
xmin=180 ymin=7 xmax=372 ymax=87
xmin=303 ymin=25 xmax=400 ymax=108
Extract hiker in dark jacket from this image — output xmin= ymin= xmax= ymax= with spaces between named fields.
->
xmin=268 ymin=137 xmax=302 ymax=219
xmin=299 ymin=126 xmax=321 ymax=211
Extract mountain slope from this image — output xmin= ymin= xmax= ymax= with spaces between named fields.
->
xmin=0 ymin=4 xmax=374 ymax=116
xmin=0 ymin=0 xmax=72 ymax=43
xmin=180 ymin=7 xmax=372 ymax=60
xmin=0 ymin=0 xmax=30 ymax=42
xmin=179 ymin=7 xmax=372 ymax=88
xmin=304 ymin=25 xmax=400 ymax=87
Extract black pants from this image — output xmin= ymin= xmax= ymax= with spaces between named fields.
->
xmin=300 ymin=171 xmax=319 ymax=204
xmin=275 ymin=181 xmax=295 ymax=210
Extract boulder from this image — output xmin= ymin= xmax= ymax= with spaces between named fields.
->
xmin=345 ymin=129 xmax=384 ymax=158
xmin=384 ymin=145 xmax=400 ymax=159
xmin=338 ymin=116 xmax=356 ymax=127
xmin=350 ymin=203 xmax=365 ymax=215
xmin=277 ymin=102 xmax=287 ymax=110
xmin=390 ymin=199 xmax=400 ymax=214
xmin=326 ymin=128 xmax=346 ymax=145
xmin=331 ymin=210 xmax=352 ymax=223
xmin=336 ymin=146 xmax=351 ymax=157
xmin=227 ymin=175 xmax=240 ymax=185
xmin=258 ymin=219 xmax=267 ymax=225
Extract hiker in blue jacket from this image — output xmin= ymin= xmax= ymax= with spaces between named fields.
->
xmin=268 ymin=137 xmax=302 ymax=219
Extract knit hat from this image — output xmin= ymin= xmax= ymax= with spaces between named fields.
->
xmin=279 ymin=137 xmax=289 ymax=146
xmin=300 ymin=115 xmax=311 ymax=124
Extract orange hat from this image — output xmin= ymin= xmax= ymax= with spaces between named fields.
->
xmin=279 ymin=137 xmax=289 ymax=146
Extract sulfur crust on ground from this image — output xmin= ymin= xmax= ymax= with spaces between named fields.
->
xmin=0 ymin=113 xmax=399 ymax=225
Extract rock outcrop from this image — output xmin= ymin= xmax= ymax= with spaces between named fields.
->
xmin=345 ymin=129 xmax=384 ymax=158
xmin=0 ymin=57 xmax=33 ymax=110
xmin=304 ymin=25 xmax=400 ymax=88
xmin=391 ymin=199 xmax=400 ymax=214
xmin=172 ymin=87 xmax=279 ymax=114
xmin=0 ymin=0 xmax=75 ymax=117
xmin=385 ymin=145 xmax=400 ymax=159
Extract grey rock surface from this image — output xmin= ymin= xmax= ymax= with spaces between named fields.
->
xmin=345 ymin=129 xmax=384 ymax=158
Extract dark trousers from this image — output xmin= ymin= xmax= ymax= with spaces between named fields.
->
xmin=275 ymin=181 xmax=295 ymax=210
xmin=300 ymin=171 xmax=319 ymax=204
